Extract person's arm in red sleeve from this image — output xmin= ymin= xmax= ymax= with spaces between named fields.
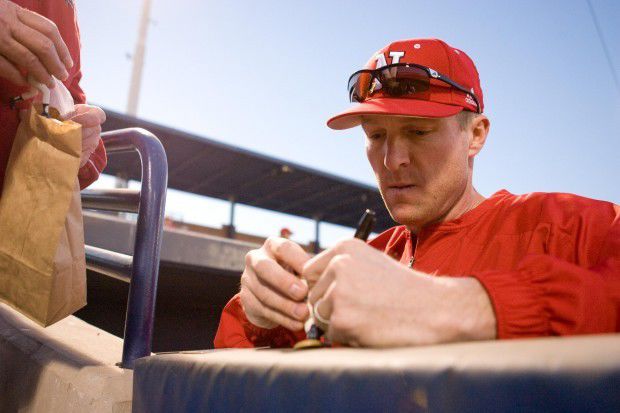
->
xmin=68 ymin=61 xmax=106 ymax=190
xmin=214 ymin=293 xmax=305 ymax=348
xmin=214 ymin=230 xmax=401 ymax=349
xmin=69 ymin=84 xmax=107 ymax=189
xmin=78 ymin=138 xmax=106 ymax=189
xmin=471 ymin=198 xmax=620 ymax=339
xmin=215 ymin=237 xmax=311 ymax=349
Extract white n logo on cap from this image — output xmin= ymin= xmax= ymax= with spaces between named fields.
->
xmin=389 ymin=51 xmax=404 ymax=64
xmin=374 ymin=51 xmax=405 ymax=69
xmin=374 ymin=53 xmax=387 ymax=69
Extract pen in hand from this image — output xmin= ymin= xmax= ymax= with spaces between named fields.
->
xmin=354 ymin=209 xmax=376 ymax=241
xmin=294 ymin=209 xmax=376 ymax=349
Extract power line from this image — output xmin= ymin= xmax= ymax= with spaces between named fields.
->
xmin=586 ymin=0 xmax=620 ymax=94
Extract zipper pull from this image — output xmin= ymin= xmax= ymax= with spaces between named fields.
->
xmin=408 ymin=256 xmax=415 ymax=268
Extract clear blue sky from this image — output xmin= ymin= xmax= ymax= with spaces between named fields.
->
xmin=78 ymin=0 xmax=620 ymax=246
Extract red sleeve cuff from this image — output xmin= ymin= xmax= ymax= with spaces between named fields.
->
xmin=471 ymin=263 xmax=549 ymax=339
xmin=78 ymin=138 xmax=107 ymax=190
xmin=242 ymin=322 xmax=304 ymax=348
xmin=472 ymin=255 xmax=617 ymax=339
xmin=214 ymin=294 xmax=304 ymax=348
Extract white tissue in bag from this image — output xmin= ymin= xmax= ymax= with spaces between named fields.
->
xmin=48 ymin=77 xmax=75 ymax=119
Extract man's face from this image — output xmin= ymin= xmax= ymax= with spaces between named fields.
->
xmin=363 ymin=113 xmax=472 ymax=231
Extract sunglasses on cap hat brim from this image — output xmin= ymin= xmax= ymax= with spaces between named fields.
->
xmin=348 ymin=63 xmax=481 ymax=114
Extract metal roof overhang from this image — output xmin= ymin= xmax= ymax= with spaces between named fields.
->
xmin=101 ymin=109 xmax=395 ymax=232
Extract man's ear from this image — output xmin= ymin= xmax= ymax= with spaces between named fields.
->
xmin=468 ymin=115 xmax=490 ymax=158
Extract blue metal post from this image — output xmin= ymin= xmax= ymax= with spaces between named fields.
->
xmin=100 ymin=128 xmax=167 ymax=368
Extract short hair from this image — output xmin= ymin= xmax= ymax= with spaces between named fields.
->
xmin=456 ymin=110 xmax=478 ymax=130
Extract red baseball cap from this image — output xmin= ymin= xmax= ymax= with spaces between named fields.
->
xmin=327 ymin=38 xmax=484 ymax=130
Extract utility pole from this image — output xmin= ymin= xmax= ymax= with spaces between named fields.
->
xmin=126 ymin=0 xmax=153 ymax=116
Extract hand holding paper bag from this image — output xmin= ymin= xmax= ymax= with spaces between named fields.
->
xmin=0 ymin=79 xmax=87 ymax=326
xmin=68 ymin=104 xmax=106 ymax=168
xmin=17 ymin=78 xmax=106 ymax=168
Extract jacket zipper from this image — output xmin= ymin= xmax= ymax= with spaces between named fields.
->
xmin=408 ymin=232 xmax=418 ymax=268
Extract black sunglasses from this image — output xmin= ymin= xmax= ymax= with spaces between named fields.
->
xmin=348 ymin=63 xmax=481 ymax=113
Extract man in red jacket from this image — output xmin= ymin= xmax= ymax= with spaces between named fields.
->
xmin=0 ymin=0 xmax=106 ymax=193
xmin=214 ymin=38 xmax=620 ymax=349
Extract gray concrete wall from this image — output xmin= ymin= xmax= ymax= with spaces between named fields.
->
xmin=0 ymin=303 xmax=133 ymax=412
xmin=80 ymin=212 xmax=247 ymax=353
xmin=83 ymin=211 xmax=256 ymax=273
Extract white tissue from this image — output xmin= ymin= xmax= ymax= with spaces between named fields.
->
xmin=23 ymin=76 xmax=75 ymax=118
xmin=48 ymin=77 xmax=75 ymax=119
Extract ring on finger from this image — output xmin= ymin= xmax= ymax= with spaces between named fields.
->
xmin=313 ymin=298 xmax=330 ymax=326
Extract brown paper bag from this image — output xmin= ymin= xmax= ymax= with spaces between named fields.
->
xmin=0 ymin=106 xmax=86 ymax=326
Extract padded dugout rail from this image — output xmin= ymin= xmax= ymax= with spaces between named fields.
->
xmin=133 ymin=334 xmax=620 ymax=413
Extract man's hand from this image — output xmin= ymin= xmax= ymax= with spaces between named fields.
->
xmin=66 ymin=104 xmax=106 ymax=168
xmin=0 ymin=0 xmax=73 ymax=88
xmin=19 ymin=103 xmax=105 ymax=168
xmin=303 ymin=238 xmax=497 ymax=347
xmin=240 ymin=237 xmax=311 ymax=331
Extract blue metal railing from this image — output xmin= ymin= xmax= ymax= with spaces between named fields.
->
xmin=81 ymin=128 xmax=168 ymax=369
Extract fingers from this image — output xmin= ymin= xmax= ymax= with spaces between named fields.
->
xmin=69 ymin=105 xmax=106 ymax=127
xmin=300 ymin=247 xmax=337 ymax=288
xmin=313 ymin=284 xmax=334 ymax=323
xmin=307 ymin=253 xmax=351 ymax=304
xmin=302 ymin=238 xmax=366 ymax=288
xmin=252 ymin=275 xmax=309 ymax=322
xmin=317 ymin=281 xmax=361 ymax=348
xmin=241 ymin=248 xmax=309 ymax=331
xmin=70 ymin=106 xmax=105 ymax=168
xmin=239 ymin=287 xmax=276 ymax=329
xmin=264 ymin=237 xmax=310 ymax=275
xmin=242 ymin=287 xmax=304 ymax=332
xmin=80 ymin=126 xmax=102 ymax=167
xmin=16 ymin=6 xmax=72 ymax=69
xmin=81 ymin=126 xmax=102 ymax=149
xmin=0 ymin=37 xmax=53 ymax=87
xmin=247 ymin=249 xmax=307 ymax=301
xmin=0 ymin=54 xmax=26 ymax=85
xmin=242 ymin=267 xmax=308 ymax=329
xmin=10 ymin=22 xmax=68 ymax=81
xmin=239 ymin=239 xmax=313 ymax=331
xmin=313 ymin=281 xmax=358 ymax=347
xmin=0 ymin=5 xmax=71 ymax=88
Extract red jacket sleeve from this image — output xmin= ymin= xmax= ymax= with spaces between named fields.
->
xmin=78 ymin=139 xmax=107 ymax=190
xmin=471 ymin=200 xmax=620 ymax=338
xmin=72 ymin=68 xmax=107 ymax=191
xmin=0 ymin=1 xmax=106 ymax=190
xmin=214 ymin=294 xmax=305 ymax=348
